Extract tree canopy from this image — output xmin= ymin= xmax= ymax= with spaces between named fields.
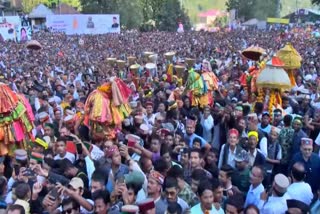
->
xmin=226 ymin=0 xmax=277 ymax=21
xmin=79 ymin=0 xmax=190 ymax=31
xmin=22 ymin=0 xmax=81 ymax=13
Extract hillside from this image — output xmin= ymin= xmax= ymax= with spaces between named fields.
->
xmin=182 ymin=0 xmax=315 ymax=23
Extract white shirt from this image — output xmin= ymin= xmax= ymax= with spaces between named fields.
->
xmin=258 ymin=194 xmax=289 ymax=214
xmin=285 ymin=182 xmax=313 ymax=205
xmin=200 ymin=114 xmax=214 ymax=143
xmin=244 ymin=183 xmax=265 ymax=208
xmin=54 ymin=152 xmax=76 ymax=163
xmin=190 ymin=203 xmax=225 ymax=214
xmin=248 ymin=149 xmax=258 ymax=167
xmin=258 ymin=137 xmax=268 ymax=158
xmin=218 ymin=144 xmax=236 ymax=169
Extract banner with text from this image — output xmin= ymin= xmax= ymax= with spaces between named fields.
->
xmin=46 ymin=14 xmax=120 ymax=35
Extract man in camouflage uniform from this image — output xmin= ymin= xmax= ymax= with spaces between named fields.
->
xmin=278 ymin=115 xmax=294 ymax=175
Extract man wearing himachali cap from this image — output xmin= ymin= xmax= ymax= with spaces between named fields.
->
xmin=146 ymin=170 xmax=167 ymax=214
xmin=289 ymin=137 xmax=320 ymax=193
xmin=258 ymin=173 xmax=290 ymax=214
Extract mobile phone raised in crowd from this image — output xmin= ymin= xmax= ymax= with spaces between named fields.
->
xmin=76 ymin=143 xmax=83 ymax=155
xmin=49 ymin=187 xmax=59 ymax=201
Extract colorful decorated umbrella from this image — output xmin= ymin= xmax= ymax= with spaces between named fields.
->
xmin=242 ymin=46 xmax=266 ymax=61
xmin=256 ymin=57 xmax=292 ymax=117
xmin=276 ymin=43 xmax=302 ymax=86
xmin=26 ymin=40 xmax=42 ymax=50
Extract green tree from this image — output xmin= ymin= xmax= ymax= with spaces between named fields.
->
xmin=80 ymin=0 xmax=117 ymax=14
xmin=22 ymin=0 xmax=81 ymax=13
xmin=80 ymin=0 xmax=142 ymax=29
xmin=226 ymin=0 xmax=277 ymax=21
xmin=117 ymin=0 xmax=143 ymax=29
xmin=157 ymin=0 xmax=191 ymax=31
xmin=22 ymin=0 xmax=50 ymax=13
xmin=312 ymin=0 xmax=320 ymax=5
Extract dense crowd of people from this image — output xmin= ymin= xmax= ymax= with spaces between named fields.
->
xmin=0 ymin=26 xmax=320 ymax=214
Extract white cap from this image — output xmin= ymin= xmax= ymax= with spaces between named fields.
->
xmin=64 ymin=115 xmax=74 ymax=123
xmin=38 ymin=112 xmax=49 ymax=120
xmin=304 ymin=74 xmax=312 ymax=81
xmin=48 ymin=97 xmax=55 ymax=103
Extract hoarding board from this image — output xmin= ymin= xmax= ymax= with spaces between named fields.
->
xmin=46 ymin=14 xmax=120 ymax=35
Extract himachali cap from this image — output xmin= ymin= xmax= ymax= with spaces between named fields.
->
xmin=145 ymin=101 xmax=153 ymax=107
xmin=137 ymin=198 xmax=155 ymax=213
xmin=160 ymin=128 xmax=171 ymax=136
xmin=30 ymin=152 xmax=44 ymax=163
xmin=234 ymin=150 xmax=249 ymax=162
xmin=301 ymin=138 xmax=313 ymax=146
xmin=286 ymin=199 xmax=309 ymax=213
xmin=64 ymin=115 xmax=74 ymax=124
xmin=14 ymin=149 xmax=28 ymax=161
xmin=149 ymin=170 xmax=164 ymax=185
xmin=274 ymin=173 xmax=289 ymax=194
xmin=44 ymin=123 xmax=54 ymax=130
xmin=228 ymin=128 xmax=239 ymax=137
xmin=235 ymin=105 xmax=243 ymax=111
xmin=38 ymin=112 xmax=49 ymax=121
xmin=121 ymin=205 xmax=139 ymax=214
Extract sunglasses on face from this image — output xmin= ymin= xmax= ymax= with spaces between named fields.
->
xmin=62 ymin=209 xmax=73 ymax=214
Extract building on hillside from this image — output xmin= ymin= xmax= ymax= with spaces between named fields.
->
xmin=283 ymin=8 xmax=320 ymax=23
xmin=196 ymin=9 xmax=228 ymax=31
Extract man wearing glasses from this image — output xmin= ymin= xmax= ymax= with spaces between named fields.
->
xmin=289 ymin=138 xmax=320 ymax=193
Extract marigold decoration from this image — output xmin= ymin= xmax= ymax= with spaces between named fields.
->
xmin=84 ymin=78 xmax=132 ymax=140
xmin=276 ymin=43 xmax=302 ymax=87
xmin=0 ymin=83 xmax=35 ymax=155
xmin=256 ymin=56 xmax=292 ymax=117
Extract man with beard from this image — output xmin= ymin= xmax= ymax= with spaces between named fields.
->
xmin=184 ymin=118 xmax=211 ymax=152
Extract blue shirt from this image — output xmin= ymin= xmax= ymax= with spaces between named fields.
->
xmin=244 ymin=183 xmax=265 ymax=208
xmin=184 ymin=133 xmax=207 ymax=148
xmin=258 ymin=123 xmax=272 ymax=134
xmin=290 ymin=152 xmax=320 ymax=192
